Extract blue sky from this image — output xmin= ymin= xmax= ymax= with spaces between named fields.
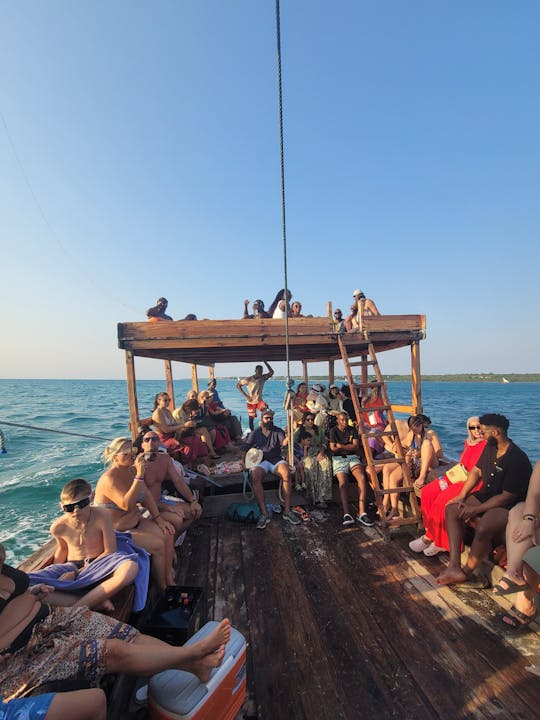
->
xmin=1 ymin=1 xmax=539 ymax=380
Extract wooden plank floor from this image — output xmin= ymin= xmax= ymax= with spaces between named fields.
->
xmin=174 ymin=506 xmax=540 ymax=720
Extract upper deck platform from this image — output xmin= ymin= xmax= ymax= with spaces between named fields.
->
xmin=117 ymin=314 xmax=426 ymax=366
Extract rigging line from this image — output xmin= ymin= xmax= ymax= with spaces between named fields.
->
xmin=0 ymin=420 xmax=110 ymax=442
xmin=0 ymin=110 xmax=139 ymax=314
xmin=275 ymin=0 xmax=294 ymax=470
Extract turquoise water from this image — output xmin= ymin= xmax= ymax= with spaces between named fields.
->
xmin=0 ymin=378 xmax=539 ymax=564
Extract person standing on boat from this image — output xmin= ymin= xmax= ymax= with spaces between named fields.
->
xmin=345 ymin=289 xmax=380 ymax=331
xmin=329 ymin=412 xmax=374 ymax=527
xmin=437 ymin=413 xmax=532 ymax=587
xmin=242 ymin=408 xmax=301 ymax=528
xmin=146 ymin=297 xmax=173 ymax=321
xmin=242 ymin=299 xmax=270 ymax=319
xmin=237 ymin=362 xmax=274 ymax=431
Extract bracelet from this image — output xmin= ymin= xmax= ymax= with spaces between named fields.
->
xmin=134 ymin=476 xmax=145 ymax=482
xmin=523 ymin=514 xmax=537 ymax=522
xmin=151 ymin=513 xmax=160 ymax=521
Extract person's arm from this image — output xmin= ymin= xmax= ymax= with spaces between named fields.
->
xmin=427 ymin=429 xmax=443 ymax=459
xmin=242 ymin=300 xmax=250 ymax=319
xmin=98 ymin=510 xmax=118 ymax=557
xmin=459 ymin=490 xmax=516 ymax=521
xmin=366 ymin=298 xmax=380 ymax=316
xmin=263 ymin=362 xmax=274 ymax=379
xmin=237 ymin=383 xmax=250 ymax=400
xmin=52 ymin=526 xmax=69 ymax=564
xmin=447 ymin=466 xmax=483 ymax=506
xmin=167 ymin=459 xmax=202 ymax=519
xmin=151 ymin=409 xmax=183 ymax=435
xmin=513 ymin=460 xmax=540 ymax=542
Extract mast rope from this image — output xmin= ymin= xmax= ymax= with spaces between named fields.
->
xmin=0 ymin=420 xmax=110 ymax=442
xmin=274 ymin=0 xmax=295 ymax=474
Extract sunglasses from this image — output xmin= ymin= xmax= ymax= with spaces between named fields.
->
xmin=62 ymin=497 xmax=91 ymax=513
xmin=468 ymin=425 xmax=482 ymax=431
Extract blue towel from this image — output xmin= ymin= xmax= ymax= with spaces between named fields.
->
xmin=28 ymin=532 xmax=150 ymax=612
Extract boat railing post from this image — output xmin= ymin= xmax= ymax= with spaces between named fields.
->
xmin=411 ymin=341 xmax=422 ymax=414
xmin=125 ymin=351 xmax=139 ymax=441
xmin=164 ymin=359 xmax=175 ymax=410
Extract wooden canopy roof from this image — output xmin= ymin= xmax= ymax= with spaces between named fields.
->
xmin=117 ymin=315 xmax=426 ymax=366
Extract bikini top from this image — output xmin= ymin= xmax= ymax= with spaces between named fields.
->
xmin=93 ymin=487 xmax=144 ymax=512
xmin=0 ymin=564 xmax=30 ymax=613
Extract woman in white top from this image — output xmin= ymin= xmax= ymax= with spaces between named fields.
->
xmin=268 ymin=289 xmax=292 ymax=318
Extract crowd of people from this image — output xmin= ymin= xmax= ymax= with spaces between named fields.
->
xmin=145 ymin=288 xmax=380 ymax=328
xmin=2 ymin=368 xmax=539 ymax=714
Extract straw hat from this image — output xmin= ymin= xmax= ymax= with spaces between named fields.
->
xmin=245 ymin=448 xmax=264 ymax=469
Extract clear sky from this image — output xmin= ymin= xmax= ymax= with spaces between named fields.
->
xmin=1 ymin=1 xmax=539 ymax=380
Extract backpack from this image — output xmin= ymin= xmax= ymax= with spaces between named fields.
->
xmin=226 ymin=501 xmax=262 ymax=524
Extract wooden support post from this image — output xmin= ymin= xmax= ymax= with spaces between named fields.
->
xmin=191 ymin=363 xmax=199 ymax=393
xmin=302 ymin=361 xmax=308 ymax=385
xmin=164 ymin=360 xmax=175 ymax=410
xmin=411 ymin=341 xmax=422 ymax=414
xmin=328 ymin=359 xmax=335 ymax=386
xmin=125 ymin=351 xmax=139 ymax=441
xmin=209 ymin=365 xmax=215 ymax=382
xmin=326 ymin=301 xmax=332 ymax=318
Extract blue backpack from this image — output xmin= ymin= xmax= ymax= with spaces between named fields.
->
xmin=226 ymin=501 xmax=262 ymax=524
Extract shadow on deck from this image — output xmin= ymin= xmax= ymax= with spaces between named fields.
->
xmin=174 ymin=507 xmax=540 ymax=720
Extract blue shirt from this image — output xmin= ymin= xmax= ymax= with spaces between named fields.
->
xmin=243 ymin=426 xmax=285 ymax=464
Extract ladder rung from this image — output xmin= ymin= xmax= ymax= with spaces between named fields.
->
xmin=374 ymin=486 xmax=417 ymax=495
xmin=359 ymin=404 xmax=392 ymax=412
xmin=349 ymin=360 xmax=377 ymax=367
xmin=366 ymin=456 xmax=406 ymax=466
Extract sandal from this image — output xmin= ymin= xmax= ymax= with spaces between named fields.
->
xmin=493 ymin=576 xmax=531 ymax=596
xmin=292 ymin=505 xmax=309 ymax=522
xmin=342 ymin=513 xmax=355 ymax=526
xmin=501 ymin=605 xmax=537 ymax=629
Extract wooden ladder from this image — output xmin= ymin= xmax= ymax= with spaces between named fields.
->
xmin=337 ymin=336 xmax=422 ymax=535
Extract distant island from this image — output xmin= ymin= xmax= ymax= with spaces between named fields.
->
xmin=266 ymin=373 xmax=540 ymax=383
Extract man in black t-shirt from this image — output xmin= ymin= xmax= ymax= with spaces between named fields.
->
xmin=329 ymin=412 xmax=374 ymax=527
xmin=437 ymin=413 xmax=532 ymax=587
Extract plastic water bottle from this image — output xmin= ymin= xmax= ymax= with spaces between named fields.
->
xmin=438 ymin=477 xmax=448 ymax=491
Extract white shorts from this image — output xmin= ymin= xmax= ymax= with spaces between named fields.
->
xmin=256 ymin=459 xmax=287 ymax=475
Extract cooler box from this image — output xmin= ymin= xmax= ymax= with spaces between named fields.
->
xmin=148 ymin=621 xmax=247 ymax=720
xmin=140 ymin=586 xmax=204 ymax=645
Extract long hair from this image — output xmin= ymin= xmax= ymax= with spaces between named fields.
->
xmin=268 ymin=288 xmax=292 ymax=316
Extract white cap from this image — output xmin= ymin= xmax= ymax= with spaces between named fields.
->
xmin=353 ymin=289 xmax=362 ymax=298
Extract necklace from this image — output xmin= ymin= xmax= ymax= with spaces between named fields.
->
xmin=72 ymin=509 xmax=91 ymax=547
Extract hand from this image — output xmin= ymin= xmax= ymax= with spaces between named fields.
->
xmin=244 ymin=299 xmax=249 ymax=305
xmin=186 ymin=420 xmax=196 ymax=428
xmin=512 ymin=519 xmax=536 ymax=544
xmin=458 ymin=504 xmax=478 ymax=522
xmin=317 ymin=452 xmax=326 ymax=462
xmin=134 ymin=454 xmax=146 ymax=478
xmin=191 ymin=502 xmax=202 ymax=520
xmin=155 ymin=515 xmax=175 ymax=535
xmin=29 ymin=583 xmax=55 ymax=600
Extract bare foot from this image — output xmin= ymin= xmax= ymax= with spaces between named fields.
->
xmin=437 ymin=567 xmax=469 ymax=585
xmin=185 ymin=645 xmax=226 ymax=683
xmin=96 ymin=599 xmax=115 ymax=613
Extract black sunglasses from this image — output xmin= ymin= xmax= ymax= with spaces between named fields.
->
xmin=62 ymin=497 xmax=91 ymax=513
xmin=468 ymin=425 xmax=482 ymax=431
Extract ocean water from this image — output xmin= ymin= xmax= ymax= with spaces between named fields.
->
xmin=0 ymin=378 xmax=539 ymax=565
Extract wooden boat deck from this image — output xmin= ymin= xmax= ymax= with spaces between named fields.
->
xmin=172 ymin=507 xmax=539 ymax=720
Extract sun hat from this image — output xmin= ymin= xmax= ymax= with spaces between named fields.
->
xmin=245 ymin=448 xmax=264 ymax=469
xmin=312 ymin=383 xmax=325 ymax=392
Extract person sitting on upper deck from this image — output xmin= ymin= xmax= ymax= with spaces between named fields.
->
xmin=147 ymin=297 xmax=173 ymax=322
xmin=237 ymin=362 xmax=274 ymax=431
xmin=437 ymin=414 xmax=532 ymax=587
xmin=333 ymin=308 xmax=346 ymax=333
xmin=27 ymin=478 xmax=144 ymax=613
xmin=329 ymin=411 xmax=374 ymax=527
xmin=345 ymin=289 xmax=380 ymax=331
xmin=136 ymin=431 xmax=202 ymax=539
xmin=291 ymin=301 xmax=304 ymax=317
xmin=242 ymin=299 xmax=270 ymax=319
xmin=242 ymin=408 xmax=301 ymax=529
xmin=268 ymin=289 xmax=292 ymax=318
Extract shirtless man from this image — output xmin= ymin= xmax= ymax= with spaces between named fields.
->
xmin=138 ymin=431 xmax=202 ymax=537
xmin=345 ymin=289 xmax=380 ymax=331
xmin=29 ymin=479 xmax=139 ymax=611
xmin=242 ymin=299 xmax=270 ymax=319
xmin=237 ymin=362 xmax=274 ymax=431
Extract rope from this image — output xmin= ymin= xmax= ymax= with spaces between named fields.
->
xmin=0 ymin=420 xmax=110 ymax=442
xmin=274 ymin=0 xmax=295 ymax=471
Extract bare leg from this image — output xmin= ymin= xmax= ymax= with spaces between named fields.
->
xmin=335 ymin=472 xmax=350 ymax=516
xmin=195 ymin=428 xmax=218 ymax=458
xmin=495 ymin=502 xmax=535 ymax=592
xmin=105 ymin=618 xmax=232 ymax=682
xmin=462 ymin=507 xmax=508 ymax=576
xmin=275 ymin=463 xmax=293 ymax=513
xmin=386 ymin=464 xmax=403 ymax=518
xmin=250 ymin=467 xmax=268 ymax=517
xmin=73 ymin=559 xmax=138 ymax=611
xmin=414 ymin=440 xmax=437 ymax=488
xmin=436 ymin=500 xmax=470 ymax=585
xmin=351 ymin=465 xmax=367 ymax=516
xmin=503 ymin=564 xmax=539 ymax=626
xmin=130 ymin=519 xmax=169 ymax=592
xmin=45 ymin=688 xmax=107 ymax=720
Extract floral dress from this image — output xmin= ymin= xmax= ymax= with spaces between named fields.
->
xmin=294 ymin=426 xmax=333 ymax=505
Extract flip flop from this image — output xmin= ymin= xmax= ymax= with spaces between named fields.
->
xmin=292 ymin=505 xmax=309 ymax=522
xmin=492 ymin=576 xmax=531 ymax=596
xmin=342 ymin=513 xmax=355 ymax=526
xmin=501 ymin=606 xmax=537 ymax=629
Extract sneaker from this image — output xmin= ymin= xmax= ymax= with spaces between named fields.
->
xmin=256 ymin=514 xmax=270 ymax=530
xmin=342 ymin=513 xmax=355 ymax=526
xmin=356 ymin=513 xmax=375 ymax=527
xmin=409 ymin=535 xmax=431 ymax=553
xmin=423 ymin=542 xmax=445 ymax=557
xmin=283 ymin=510 xmax=301 ymax=525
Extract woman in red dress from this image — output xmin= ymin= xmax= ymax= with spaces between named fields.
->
xmin=409 ymin=417 xmax=486 ymax=556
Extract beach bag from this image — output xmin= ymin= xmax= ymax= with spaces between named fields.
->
xmin=226 ymin=501 xmax=262 ymax=524
xmin=446 ymin=463 xmax=468 ymax=484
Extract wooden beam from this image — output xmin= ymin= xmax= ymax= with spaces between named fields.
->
xmin=411 ymin=341 xmax=422 ymax=414
xmin=191 ymin=363 xmax=199 ymax=392
xmin=302 ymin=361 xmax=308 ymax=385
xmin=164 ymin=359 xmax=175 ymax=410
xmin=125 ymin=351 xmax=139 ymax=441
xmin=328 ymin=359 xmax=334 ymax=386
